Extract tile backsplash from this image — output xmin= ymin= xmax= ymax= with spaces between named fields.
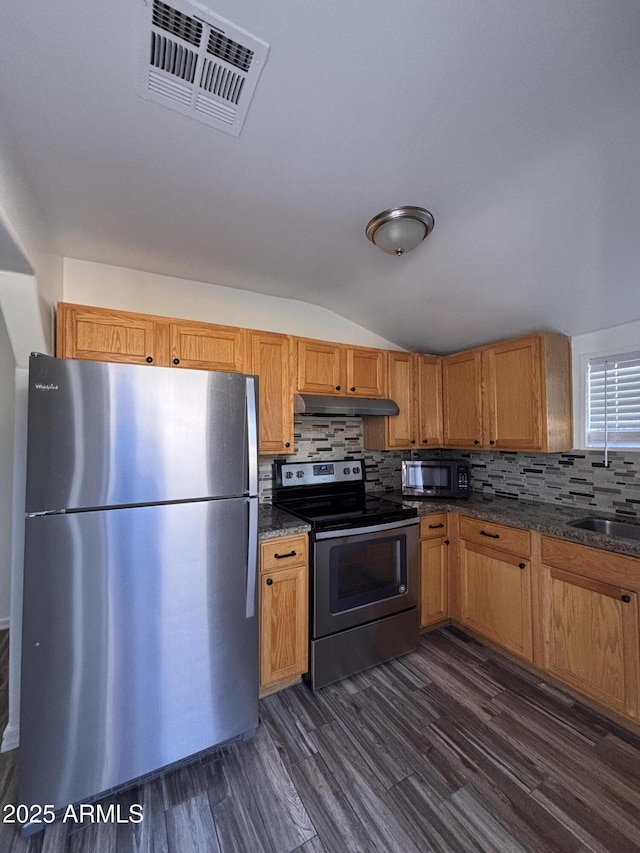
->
xmin=258 ymin=417 xmax=409 ymax=502
xmin=259 ymin=419 xmax=640 ymax=518
xmin=418 ymin=448 xmax=640 ymax=517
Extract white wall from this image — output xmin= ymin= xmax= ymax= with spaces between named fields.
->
xmin=0 ymin=310 xmax=15 ymax=629
xmin=0 ymin=113 xmax=62 ymax=351
xmin=571 ymin=319 xmax=640 ymax=450
xmin=63 ymin=259 xmax=404 ymax=350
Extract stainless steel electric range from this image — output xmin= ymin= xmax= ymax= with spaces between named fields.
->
xmin=273 ymin=458 xmax=420 ymax=690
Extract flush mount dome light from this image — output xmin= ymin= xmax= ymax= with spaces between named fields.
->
xmin=365 ymin=206 xmax=435 ymax=256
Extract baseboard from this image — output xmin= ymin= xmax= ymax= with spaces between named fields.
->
xmin=1 ymin=722 xmax=19 ymax=753
xmin=0 ymin=617 xmax=10 ymax=631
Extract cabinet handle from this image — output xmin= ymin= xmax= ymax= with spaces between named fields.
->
xmin=146 ymin=356 xmax=153 ymax=363
xmin=422 ymin=439 xmax=428 ymax=444
xmin=284 ymin=442 xmax=291 ymax=448
xmin=274 ymin=550 xmax=297 ymax=559
xmin=410 ymin=440 xmax=416 ymax=445
xmin=474 ymin=439 xmax=480 ymax=445
xmin=428 ymin=523 xmax=444 ymax=529
xmin=490 ymin=440 xmax=496 ymax=446
xmin=480 ymin=530 xmax=500 ymax=539
xmin=266 ymin=578 xmax=273 ymax=586
xmin=335 ymin=385 xmax=341 ymax=391
xmin=622 ymin=594 xmax=631 ymax=603
xmin=518 ymin=562 xmax=526 ymax=569
xmin=350 ymin=386 xmax=356 ymax=392
xmin=444 ymin=539 xmax=450 ymax=545
xmin=173 ymin=358 xmax=180 ymax=365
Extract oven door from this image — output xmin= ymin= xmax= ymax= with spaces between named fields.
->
xmin=313 ymin=518 xmax=419 ymax=639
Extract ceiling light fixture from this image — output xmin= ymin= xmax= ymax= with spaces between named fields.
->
xmin=365 ymin=206 xmax=435 ymax=256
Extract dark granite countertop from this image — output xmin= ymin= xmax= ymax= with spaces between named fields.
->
xmin=259 ymin=504 xmax=310 ymax=541
xmin=260 ymin=491 xmax=640 ymax=559
xmin=384 ymin=491 xmax=640 ymax=560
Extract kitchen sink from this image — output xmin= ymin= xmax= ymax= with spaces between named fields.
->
xmin=567 ymin=516 xmax=640 ymax=541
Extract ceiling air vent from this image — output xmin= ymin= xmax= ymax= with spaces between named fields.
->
xmin=137 ymin=0 xmax=269 ymax=137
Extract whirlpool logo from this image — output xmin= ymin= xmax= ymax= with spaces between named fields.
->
xmin=34 ymin=383 xmax=59 ymax=391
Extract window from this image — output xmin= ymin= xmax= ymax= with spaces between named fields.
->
xmin=586 ymin=351 xmax=640 ymax=448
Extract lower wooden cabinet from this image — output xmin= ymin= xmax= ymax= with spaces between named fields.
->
xmin=541 ymin=536 xmax=640 ymax=722
xmin=259 ymin=534 xmax=309 ymax=691
xmin=419 ymin=514 xmax=449 ymax=628
xmin=457 ymin=518 xmax=533 ymax=662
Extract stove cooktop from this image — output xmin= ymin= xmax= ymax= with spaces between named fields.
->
xmin=277 ymin=493 xmax=416 ymax=531
xmin=272 ymin=457 xmax=417 ymax=531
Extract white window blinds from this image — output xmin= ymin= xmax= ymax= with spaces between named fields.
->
xmin=587 ymin=352 xmax=640 ymax=448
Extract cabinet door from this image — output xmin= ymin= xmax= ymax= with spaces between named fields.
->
xmin=251 ymin=332 xmax=294 ymax=455
xmin=420 ymin=537 xmax=449 ymax=628
xmin=459 ymin=541 xmax=533 ymax=661
xmin=260 ymin=565 xmax=308 ymax=689
xmin=56 ymin=304 xmax=164 ymax=365
xmin=170 ymin=321 xmax=248 ymax=372
xmin=542 ymin=566 xmax=640 ymax=720
xmin=416 ymin=355 xmax=443 ymax=447
xmin=442 ymin=350 xmax=483 ymax=448
xmin=484 ymin=336 xmax=543 ymax=450
xmin=346 ymin=347 xmax=387 ymax=397
xmin=386 ymin=352 xmax=417 ymax=449
xmin=296 ymin=339 xmax=345 ymax=395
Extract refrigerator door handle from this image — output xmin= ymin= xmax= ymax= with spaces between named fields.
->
xmin=246 ymin=498 xmax=258 ymax=618
xmin=246 ymin=376 xmax=258 ymax=496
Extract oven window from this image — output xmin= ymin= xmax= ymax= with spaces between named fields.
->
xmin=329 ymin=534 xmax=407 ymax=613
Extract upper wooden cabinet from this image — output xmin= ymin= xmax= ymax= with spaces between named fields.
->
xmin=363 ymin=352 xmax=443 ymax=450
xmin=443 ymin=332 xmax=572 ymax=452
xmin=296 ymin=339 xmax=344 ymax=395
xmin=345 ymin=346 xmax=387 ymax=397
xmin=250 ymin=332 xmax=294 ymax=455
xmin=58 ymin=303 xmax=572 ymax=455
xmin=416 ymin=354 xmax=444 ymax=447
xmin=57 ymin=303 xmax=249 ymax=373
xmin=384 ymin=351 xmax=415 ymax=448
xmin=56 ymin=303 xmax=168 ymax=366
xmin=363 ymin=351 xmax=415 ymax=449
xmin=170 ymin=320 xmax=248 ymax=372
xmin=296 ymin=339 xmax=387 ymax=398
xmin=442 ymin=349 xmax=483 ymax=448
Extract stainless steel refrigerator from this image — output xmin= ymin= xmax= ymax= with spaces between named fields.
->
xmin=20 ymin=354 xmax=259 ymax=820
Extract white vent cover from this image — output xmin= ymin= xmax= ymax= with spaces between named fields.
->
xmin=137 ymin=0 xmax=269 ymax=137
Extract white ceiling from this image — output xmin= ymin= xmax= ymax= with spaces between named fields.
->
xmin=0 ymin=0 xmax=639 ymax=353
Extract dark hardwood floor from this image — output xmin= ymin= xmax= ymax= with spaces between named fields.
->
xmin=2 ymin=626 xmax=640 ymax=851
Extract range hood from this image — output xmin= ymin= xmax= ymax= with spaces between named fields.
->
xmin=294 ymin=394 xmax=399 ymax=417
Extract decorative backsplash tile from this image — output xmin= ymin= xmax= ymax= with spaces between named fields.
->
xmin=258 ymin=417 xmax=409 ymax=502
xmin=417 ymin=448 xmax=640 ymax=517
xmin=260 ymin=419 xmax=640 ymax=518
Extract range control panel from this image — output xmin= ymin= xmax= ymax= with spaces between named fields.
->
xmin=277 ymin=459 xmax=364 ymax=488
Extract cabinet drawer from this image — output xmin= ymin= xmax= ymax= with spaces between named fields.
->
xmin=541 ymin=536 xmax=639 ymax=589
xmin=420 ymin=514 xmax=448 ymax=539
xmin=260 ymin=535 xmax=308 ymax=573
xmin=459 ymin=516 xmax=531 ymax=556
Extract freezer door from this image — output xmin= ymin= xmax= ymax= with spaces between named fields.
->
xmin=20 ymin=497 xmax=258 ymax=811
xmin=26 ymin=356 xmax=258 ymax=512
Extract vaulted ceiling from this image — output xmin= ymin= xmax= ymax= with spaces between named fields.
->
xmin=0 ymin=1 xmax=638 ymax=352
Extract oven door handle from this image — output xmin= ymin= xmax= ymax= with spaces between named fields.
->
xmin=315 ymin=517 xmax=418 ymax=540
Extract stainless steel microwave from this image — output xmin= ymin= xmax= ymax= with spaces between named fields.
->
xmin=402 ymin=459 xmax=471 ymax=499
